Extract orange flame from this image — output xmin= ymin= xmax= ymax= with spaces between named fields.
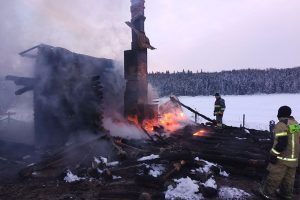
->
xmin=127 ymin=115 xmax=159 ymax=133
xmin=127 ymin=115 xmax=139 ymax=125
xmin=159 ymin=111 xmax=187 ymax=132
xmin=127 ymin=98 xmax=190 ymax=134
xmin=193 ymin=129 xmax=207 ymax=137
xmin=127 ymin=111 xmax=188 ymax=134
xmin=143 ymin=118 xmax=158 ymax=132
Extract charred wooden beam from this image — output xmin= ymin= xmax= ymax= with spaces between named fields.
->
xmin=99 ymin=191 xmax=164 ymax=200
xmin=19 ymin=44 xmax=40 ymax=57
xmin=160 ymin=149 xmax=193 ymax=161
xmin=196 ymin=153 xmax=267 ymax=168
xmin=90 ymin=75 xmax=105 ymax=132
xmin=141 ymin=127 xmax=155 ymax=142
xmin=199 ymin=149 xmax=267 ymax=160
xmin=114 ymin=138 xmax=146 ymax=152
xmin=15 ymin=86 xmax=34 ymax=95
xmin=163 ymin=160 xmax=186 ymax=180
xmin=135 ymin=175 xmax=164 ymax=189
xmin=5 ymin=75 xmax=35 ymax=86
xmin=170 ymin=96 xmax=215 ymax=123
xmin=5 ymin=75 xmax=35 ymax=95
xmin=19 ymin=135 xmax=115 ymax=178
xmin=190 ymin=137 xmax=271 ymax=149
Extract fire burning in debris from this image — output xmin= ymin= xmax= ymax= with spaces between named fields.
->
xmin=127 ymin=115 xmax=139 ymax=126
xmin=159 ymin=111 xmax=187 ymax=132
xmin=128 ymin=110 xmax=188 ymax=134
xmin=193 ymin=129 xmax=207 ymax=137
xmin=142 ymin=118 xmax=158 ymax=132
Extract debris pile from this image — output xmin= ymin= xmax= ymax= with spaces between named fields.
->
xmin=8 ymin=122 xmax=274 ymax=200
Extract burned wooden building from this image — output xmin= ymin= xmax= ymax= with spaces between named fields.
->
xmin=6 ymin=44 xmax=122 ymax=149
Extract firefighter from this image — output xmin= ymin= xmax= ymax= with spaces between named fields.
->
xmin=259 ymin=106 xmax=300 ymax=200
xmin=213 ymin=93 xmax=226 ymax=128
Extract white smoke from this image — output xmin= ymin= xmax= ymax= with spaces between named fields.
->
xmin=0 ymin=0 xmax=130 ymax=75
xmin=0 ymin=0 xmax=132 ymax=144
xmin=0 ymin=0 xmax=131 ymax=110
xmin=104 ymin=118 xmax=147 ymax=140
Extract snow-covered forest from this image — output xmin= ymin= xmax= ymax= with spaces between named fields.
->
xmin=149 ymin=67 xmax=300 ymax=97
xmin=2 ymin=67 xmax=300 ymax=114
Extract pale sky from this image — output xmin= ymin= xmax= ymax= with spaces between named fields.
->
xmin=0 ymin=0 xmax=299 ymax=74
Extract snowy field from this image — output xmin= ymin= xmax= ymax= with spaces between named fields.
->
xmin=161 ymin=93 xmax=300 ymax=131
xmin=2 ymin=93 xmax=299 ymax=137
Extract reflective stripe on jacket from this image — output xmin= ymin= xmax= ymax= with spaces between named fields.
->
xmin=271 ymin=117 xmax=300 ymax=168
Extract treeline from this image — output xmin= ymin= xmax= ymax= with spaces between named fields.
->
xmin=148 ymin=67 xmax=300 ymax=97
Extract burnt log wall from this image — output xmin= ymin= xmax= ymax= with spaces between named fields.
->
xmin=33 ymin=45 xmax=116 ymax=149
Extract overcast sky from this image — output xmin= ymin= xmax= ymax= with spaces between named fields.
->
xmin=1 ymin=0 xmax=300 ymax=74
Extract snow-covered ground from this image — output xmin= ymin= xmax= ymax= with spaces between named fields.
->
xmin=161 ymin=93 xmax=300 ymax=130
xmin=4 ymin=93 xmax=300 ymax=132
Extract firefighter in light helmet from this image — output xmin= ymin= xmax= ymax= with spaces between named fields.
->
xmin=213 ymin=93 xmax=225 ymax=128
xmin=260 ymin=106 xmax=300 ymax=200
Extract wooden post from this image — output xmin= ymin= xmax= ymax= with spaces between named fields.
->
xmin=242 ymin=114 xmax=245 ymax=128
xmin=194 ymin=108 xmax=198 ymax=123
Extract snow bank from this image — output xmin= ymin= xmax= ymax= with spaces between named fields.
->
xmin=146 ymin=164 xmax=165 ymax=177
xmin=219 ymin=170 xmax=229 ymax=177
xmin=94 ymin=157 xmax=119 ymax=167
xmin=137 ymin=154 xmax=159 ymax=161
xmin=203 ymin=177 xmax=217 ymax=189
xmin=235 ymin=137 xmax=247 ymax=140
xmin=218 ymin=187 xmax=250 ymax=199
xmin=194 ymin=158 xmax=229 ymax=177
xmin=94 ymin=156 xmax=107 ymax=164
xmin=64 ymin=170 xmax=84 ymax=183
xmin=107 ymin=161 xmax=119 ymax=167
xmin=165 ymin=177 xmax=203 ymax=200
xmin=112 ymin=175 xmax=122 ymax=180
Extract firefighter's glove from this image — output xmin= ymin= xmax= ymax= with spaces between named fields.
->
xmin=269 ymin=154 xmax=277 ymax=164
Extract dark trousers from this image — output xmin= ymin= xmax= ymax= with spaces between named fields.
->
xmin=216 ymin=114 xmax=223 ymax=127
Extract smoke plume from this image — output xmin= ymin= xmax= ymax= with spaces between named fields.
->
xmin=0 ymin=0 xmax=131 ymax=144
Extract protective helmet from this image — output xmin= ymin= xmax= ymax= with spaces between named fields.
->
xmin=277 ymin=106 xmax=292 ymax=118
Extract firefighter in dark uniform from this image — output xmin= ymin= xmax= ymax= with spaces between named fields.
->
xmin=260 ymin=106 xmax=300 ymax=200
xmin=213 ymin=93 xmax=226 ymax=128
